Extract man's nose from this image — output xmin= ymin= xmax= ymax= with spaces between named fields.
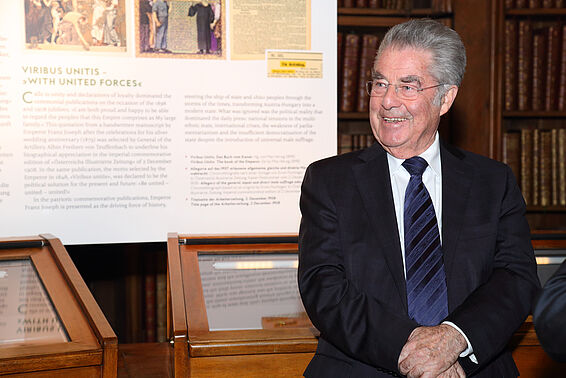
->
xmin=380 ymin=85 xmax=402 ymax=109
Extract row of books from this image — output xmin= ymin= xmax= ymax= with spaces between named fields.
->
xmin=121 ymin=248 xmax=168 ymax=343
xmin=505 ymin=0 xmax=565 ymax=8
xmin=503 ymin=128 xmax=566 ymax=207
xmin=338 ymin=32 xmax=380 ymax=113
xmin=338 ymin=0 xmax=452 ymax=11
xmin=338 ymin=132 xmax=376 ymax=154
xmin=141 ymin=251 xmax=167 ymax=343
xmin=504 ymin=21 xmax=566 ymax=112
xmin=142 ymin=269 xmax=167 ymax=343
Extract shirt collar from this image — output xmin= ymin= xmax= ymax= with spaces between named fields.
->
xmin=386 ymin=133 xmax=441 ymax=176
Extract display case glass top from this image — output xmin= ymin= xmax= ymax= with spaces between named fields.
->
xmin=0 ymin=258 xmax=68 ymax=344
xmin=197 ymin=251 xmax=309 ymax=331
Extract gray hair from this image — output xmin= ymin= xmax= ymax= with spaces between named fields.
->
xmin=376 ymin=19 xmax=466 ymax=104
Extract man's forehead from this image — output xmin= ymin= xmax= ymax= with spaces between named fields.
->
xmin=373 ymin=47 xmax=432 ymax=82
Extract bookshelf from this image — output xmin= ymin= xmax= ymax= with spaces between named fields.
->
xmin=495 ymin=0 xmax=566 ymax=231
xmin=337 ymin=2 xmax=454 ymax=154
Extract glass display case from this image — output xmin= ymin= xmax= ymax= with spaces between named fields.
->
xmin=166 ymin=233 xmax=318 ymax=377
xmin=0 ymin=235 xmax=117 ymax=377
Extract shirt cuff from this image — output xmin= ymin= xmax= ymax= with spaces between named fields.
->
xmin=442 ymin=321 xmax=478 ymax=364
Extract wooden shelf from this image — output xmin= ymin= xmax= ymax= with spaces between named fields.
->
xmin=338 ymin=9 xmax=452 ymax=27
xmin=506 ymin=8 xmax=566 ymax=16
xmin=338 ymin=112 xmax=369 ymax=120
xmin=338 ymin=8 xmax=452 ymax=17
xmin=503 ymin=111 xmax=566 ymax=118
xmin=527 ymin=206 xmax=566 ymax=212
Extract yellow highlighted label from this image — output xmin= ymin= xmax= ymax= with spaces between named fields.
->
xmin=280 ymin=61 xmax=306 ymax=68
xmin=267 ymin=51 xmax=323 ymax=78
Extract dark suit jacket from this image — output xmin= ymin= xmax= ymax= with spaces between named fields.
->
xmin=534 ymin=260 xmax=566 ymax=362
xmin=298 ymin=141 xmax=540 ymax=377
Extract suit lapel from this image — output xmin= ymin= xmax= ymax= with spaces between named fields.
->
xmin=440 ymin=142 xmax=473 ymax=309
xmin=352 ymin=145 xmax=408 ymax=311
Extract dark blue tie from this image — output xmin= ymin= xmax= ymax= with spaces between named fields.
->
xmin=402 ymin=156 xmax=448 ymax=326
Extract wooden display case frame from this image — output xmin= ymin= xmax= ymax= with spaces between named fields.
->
xmin=166 ymin=233 xmax=318 ymax=377
xmin=0 ymin=234 xmax=117 ymax=377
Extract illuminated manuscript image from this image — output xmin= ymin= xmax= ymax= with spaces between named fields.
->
xmin=136 ymin=0 xmax=224 ymax=59
xmin=24 ymin=0 xmax=127 ymax=52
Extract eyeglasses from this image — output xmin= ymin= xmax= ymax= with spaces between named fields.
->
xmin=366 ymin=80 xmax=445 ymax=100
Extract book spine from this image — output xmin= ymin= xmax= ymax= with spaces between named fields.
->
xmin=155 ymin=271 xmax=167 ymax=342
xmin=531 ymin=30 xmax=546 ymax=111
xmin=540 ymin=130 xmax=552 ymax=207
xmin=559 ymin=128 xmax=566 ymax=206
xmin=516 ymin=0 xmax=528 ymax=7
xmin=517 ymin=21 xmax=533 ymax=111
xmin=366 ymin=132 xmax=375 ymax=147
xmin=356 ymin=34 xmax=379 ymax=113
xmin=558 ymin=25 xmax=566 ymax=110
xmin=368 ymin=0 xmax=380 ymax=7
xmin=338 ymin=133 xmax=353 ymax=154
xmin=125 ymin=249 xmax=143 ymax=343
xmin=521 ymin=129 xmax=533 ymax=205
xmin=504 ymin=20 xmax=517 ymax=111
xmin=551 ymin=128 xmax=559 ymax=206
xmin=356 ymin=0 xmax=369 ymax=7
xmin=545 ymin=25 xmax=560 ymax=111
xmin=343 ymin=0 xmax=355 ymax=7
xmin=144 ymin=272 xmax=156 ymax=342
xmin=503 ymin=131 xmax=521 ymax=182
xmin=337 ymin=32 xmax=343 ymax=109
xmin=352 ymin=134 xmax=360 ymax=151
xmin=340 ymin=33 xmax=361 ymax=113
xmin=532 ymin=128 xmax=540 ymax=206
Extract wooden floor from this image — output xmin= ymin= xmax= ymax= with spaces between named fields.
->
xmin=117 ymin=343 xmax=566 ymax=378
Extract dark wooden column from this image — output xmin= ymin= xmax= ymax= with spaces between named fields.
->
xmin=451 ymin=0 xmax=498 ymax=159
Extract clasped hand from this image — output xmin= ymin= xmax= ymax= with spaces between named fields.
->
xmin=398 ymin=324 xmax=467 ymax=378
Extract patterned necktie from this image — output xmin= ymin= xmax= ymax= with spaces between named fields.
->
xmin=402 ymin=156 xmax=448 ymax=326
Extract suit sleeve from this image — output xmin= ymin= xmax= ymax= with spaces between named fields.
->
xmin=298 ymin=163 xmax=417 ymax=374
xmin=445 ymin=165 xmax=540 ymax=375
xmin=534 ymin=261 xmax=566 ymax=362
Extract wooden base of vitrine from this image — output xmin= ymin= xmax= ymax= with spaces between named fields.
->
xmin=185 ymin=352 xmax=313 ymax=378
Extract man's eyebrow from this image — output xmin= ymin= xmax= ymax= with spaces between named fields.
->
xmin=399 ymin=75 xmax=422 ymax=85
xmin=370 ymin=72 xmax=423 ymax=85
xmin=371 ymin=70 xmax=385 ymax=80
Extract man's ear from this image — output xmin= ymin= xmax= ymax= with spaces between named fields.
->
xmin=439 ymin=85 xmax=458 ymax=116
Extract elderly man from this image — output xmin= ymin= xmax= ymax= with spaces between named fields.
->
xmin=298 ymin=19 xmax=539 ymax=377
